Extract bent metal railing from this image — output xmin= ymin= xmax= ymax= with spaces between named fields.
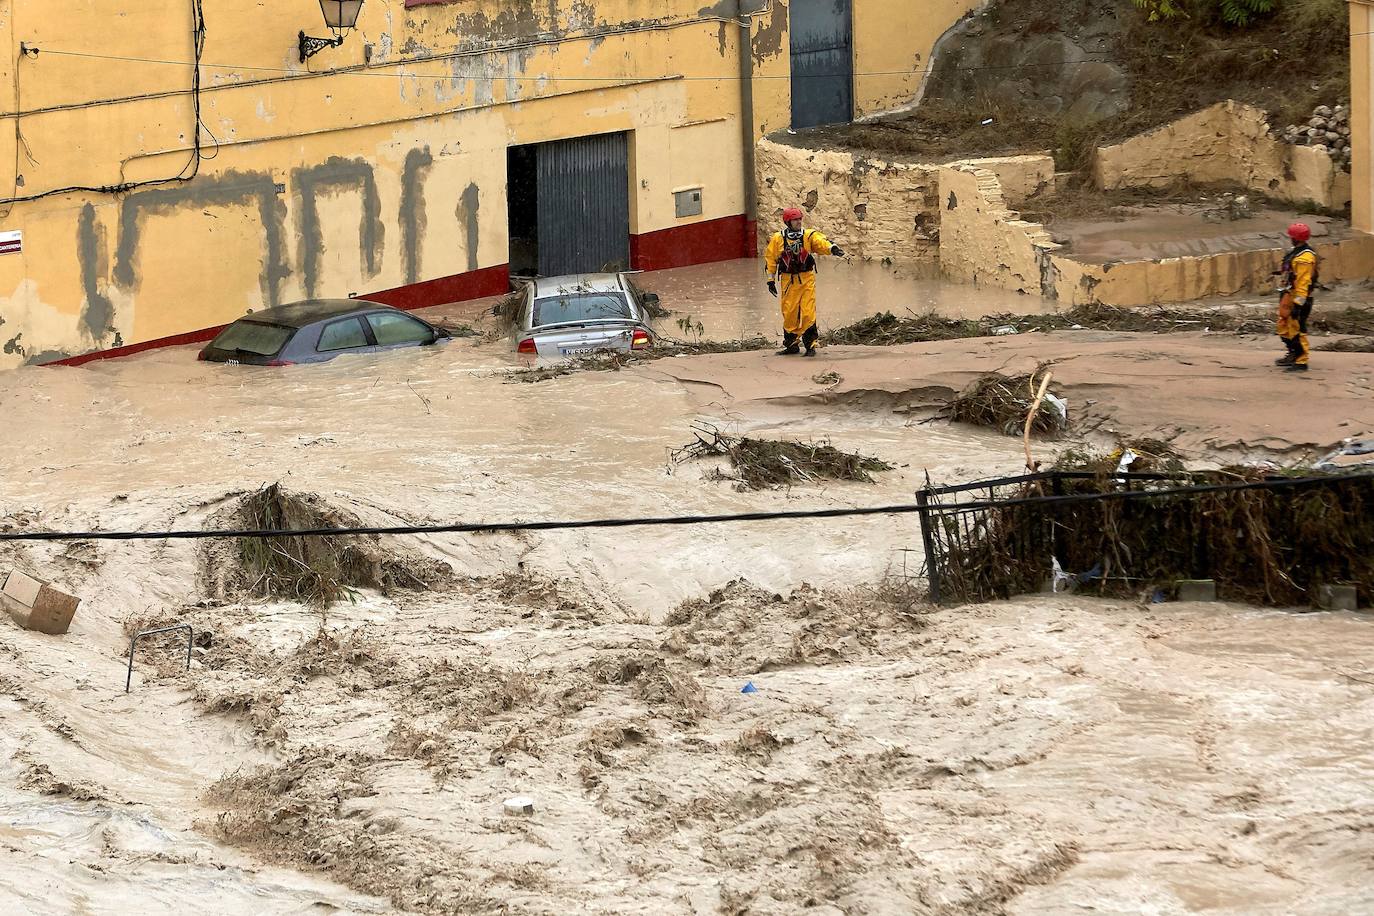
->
xmin=915 ymin=470 xmax=1374 ymax=607
xmin=126 ymin=624 xmax=193 ymax=692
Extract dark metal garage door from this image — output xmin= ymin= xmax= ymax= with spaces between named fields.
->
xmin=790 ymin=0 xmax=854 ymax=130
xmin=536 ymin=132 xmax=630 ymax=276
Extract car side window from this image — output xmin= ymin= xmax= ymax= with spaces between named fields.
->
xmin=317 ymin=318 xmax=369 ymax=352
xmin=367 ymin=312 xmax=433 ymax=346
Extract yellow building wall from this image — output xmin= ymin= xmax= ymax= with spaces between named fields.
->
xmin=852 ymin=0 xmax=985 ymax=118
xmin=0 ymin=0 xmax=970 ymax=369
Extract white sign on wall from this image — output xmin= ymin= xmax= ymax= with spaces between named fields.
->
xmin=0 ymin=231 xmax=20 ymax=255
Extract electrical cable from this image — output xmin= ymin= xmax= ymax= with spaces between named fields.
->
xmin=0 ymin=473 xmax=1367 ymax=543
xmin=1 ymin=0 xmax=207 ymax=207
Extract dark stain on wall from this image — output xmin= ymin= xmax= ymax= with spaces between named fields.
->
xmin=114 ymin=171 xmax=290 ymax=308
xmin=400 ymin=147 xmax=435 ymax=285
xmin=751 ymin=1 xmax=787 ymax=65
xmin=294 ymin=157 xmax=385 ymax=299
xmin=458 ymin=182 xmax=481 ymax=273
xmin=77 ymin=204 xmax=116 ymax=341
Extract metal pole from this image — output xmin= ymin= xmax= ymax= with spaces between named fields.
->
xmin=915 ymin=490 xmax=941 ymax=604
xmin=737 ymin=1 xmax=758 ymax=255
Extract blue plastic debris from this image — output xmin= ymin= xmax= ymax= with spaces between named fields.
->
xmin=741 ymin=681 xmax=759 ymax=694
xmin=1150 ymin=589 xmax=1167 ymax=604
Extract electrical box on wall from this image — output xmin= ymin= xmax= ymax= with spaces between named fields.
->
xmin=674 ymin=187 xmax=703 ymax=218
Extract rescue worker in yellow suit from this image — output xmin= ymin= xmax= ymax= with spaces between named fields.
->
xmin=1273 ymin=222 xmax=1320 ymax=373
xmin=765 ymin=207 xmax=845 ymax=357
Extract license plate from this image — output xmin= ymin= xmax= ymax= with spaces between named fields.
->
xmin=561 ymin=346 xmax=599 ymax=356
xmin=226 ymin=359 xmax=240 ymax=366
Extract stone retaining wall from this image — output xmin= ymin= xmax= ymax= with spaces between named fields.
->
xmin=1094 ymin=101 xmax=1352 ymax=211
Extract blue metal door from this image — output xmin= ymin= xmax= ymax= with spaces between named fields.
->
xmin=536 ymin=132 xmax=631 ymax=276
xmin=790 ymin=0 xmax=853 ymax=130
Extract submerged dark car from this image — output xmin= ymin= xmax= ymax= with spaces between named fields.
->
xmin=198 ymin=299 xmax=451 ymax=366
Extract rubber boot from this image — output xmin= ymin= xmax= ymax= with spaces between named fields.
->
xmin=1275 ymin=337 xmax=1298 ymax=366
xmin=801 ymin=325 xmax=819 ymax=358
xmin=776 ymin=331 xmax=800 ymax=356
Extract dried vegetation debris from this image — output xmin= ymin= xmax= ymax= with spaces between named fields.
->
xmin=941 ymin=369 xmax=1068 ymax=438
xmin=671 ymin=423 xmax=894 ymax=490
xmin=933 ymin=460 xmax=1374 ymax=607
xmin=506 ymin=336 xmax=773 ymax=383
xmin=199 ymin=484 xmax=452 ymax=607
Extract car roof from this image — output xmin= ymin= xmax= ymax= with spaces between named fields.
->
xmin=527 ymin=274 xmax=628 ymax=298
xmin=235 ymin=298 xmax=389 ymax=329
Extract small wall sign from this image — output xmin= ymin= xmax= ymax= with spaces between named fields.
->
xmin=0 ymin=231 xmax=20 ymax=255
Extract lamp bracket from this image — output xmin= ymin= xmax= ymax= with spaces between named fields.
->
xmin=299 ymin=30 xmax=345 ymax=64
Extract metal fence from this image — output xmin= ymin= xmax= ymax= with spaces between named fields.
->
xmin=915 ymin=470 xmax=1374 ymax=606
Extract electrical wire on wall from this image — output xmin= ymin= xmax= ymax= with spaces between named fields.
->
xmin=0 ymin=0 xmax=211 ymax=208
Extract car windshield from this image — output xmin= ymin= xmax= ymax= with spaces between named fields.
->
xmin=532 ymin=292 xmax=630 ymax=327
xmin=210 ymin=320 xmax=293 ymax=356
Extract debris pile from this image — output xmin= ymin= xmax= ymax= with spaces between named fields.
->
xmin=1279 ymin=103 xmax=1352 ymax=172
xmin=201 ymin=484 xmax=451 ymax=606
xmin=507 ymin=336 xmax=773 ymax=383
xmin=941 ymin=371 xmax=1068 ymax=438
xmin=671 ymin=424 xmax=894 ymax=491
xmin=931 ymin=466 xmax=1374 ymax=607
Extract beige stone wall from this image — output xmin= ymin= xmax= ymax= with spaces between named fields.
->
xmin=938 ymin=164 xmax=1059 ymax=296
xmin=1094 ymin=101 xmax=1352 ymax=210
xmin=754 ymin=139 xmax=942 ymax=263
xmin=1052 ymin=235 xmax=1374 ymax=307
xmin=951 ymin=156 xmax=1056 ymax=208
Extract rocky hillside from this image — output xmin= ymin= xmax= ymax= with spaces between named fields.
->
xmin=800 ymin=0 xmax=1350 ymax=176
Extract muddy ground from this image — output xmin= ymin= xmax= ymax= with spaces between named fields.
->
xmin=1 ymin=262 xmax=1373 ymax=914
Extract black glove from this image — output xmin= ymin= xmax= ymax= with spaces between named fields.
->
xmin=767 ymin=280 xmax=778 ymax=298
xmin=830 ymin=245 xmax=846 ymax=258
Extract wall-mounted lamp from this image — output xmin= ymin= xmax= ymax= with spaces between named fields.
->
xmin=299 ymin=0 xmax=364 ymax=64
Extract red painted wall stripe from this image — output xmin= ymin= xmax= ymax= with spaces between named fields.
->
xmin=365 ymin=264 xmax=510 ymax=311
xmin=630 ymin=214 xmax=754 ymax=272
xmin=45 ymin=264 xmax=513 ymax=368
xmin=43 ymin=213 xmax=758 ymax=368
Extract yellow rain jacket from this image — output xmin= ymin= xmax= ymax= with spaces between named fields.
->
xmin=765 ymin=228 xmax=835 ymax=344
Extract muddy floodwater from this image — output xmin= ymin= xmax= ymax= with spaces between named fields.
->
xmin=1 ymin=263 xmax=1372 ymax=914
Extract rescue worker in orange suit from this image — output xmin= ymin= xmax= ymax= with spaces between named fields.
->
xmin=1274 ymin=222 xmax=1319 ymax=373
xmin=765 ymin=207 xmax=845 ymax=357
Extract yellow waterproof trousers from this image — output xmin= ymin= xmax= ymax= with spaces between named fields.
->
xmin=779 ymin=271 xmax=818 ymax=340
xmin=1276 ymin=294 xmax=1311 ymax=365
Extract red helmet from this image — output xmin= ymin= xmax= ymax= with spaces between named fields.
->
xmin=782 ymin=207 xmax=804 ymax=223
xmin=1287 ymin=222 xmax=1311 ymax=243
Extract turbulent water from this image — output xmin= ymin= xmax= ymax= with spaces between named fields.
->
xmin=0 ymin=261 xmax=1371 ymax=914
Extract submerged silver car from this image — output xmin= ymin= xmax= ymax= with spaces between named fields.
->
xmin=509 ymin=274 xmax=658 ymax=357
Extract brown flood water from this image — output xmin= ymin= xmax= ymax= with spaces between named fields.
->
xmin=0 ymin=261 xmax=1371 ymax=913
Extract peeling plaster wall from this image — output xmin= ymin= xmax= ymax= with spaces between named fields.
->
xmin=755 ymin=138 xmax=942 ymax=264
xmin=937 ymin=164 xmax=1059 ymax=297
xmin=1094 ymin=101 xmax=1353 ymax=210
